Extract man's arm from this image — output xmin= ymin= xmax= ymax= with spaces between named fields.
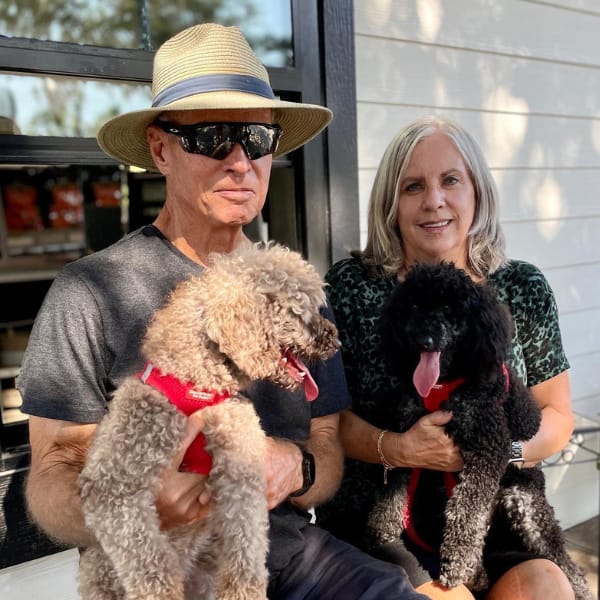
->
xmin=264 ymin=412 xmax=344 ymax=510
xmin=26 ymin=412 xmax=212 ymax=547
xmin=26 ymin=416 xmax=97 ymax=546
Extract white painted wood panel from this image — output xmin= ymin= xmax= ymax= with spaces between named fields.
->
xmin=354 ymin=0 xmax=600 ymax=65
xmin=357 ymin=105 xmax=600 ymax=171
xmin=522 ymin=0 xmax=600 ymax=17
xmin=573 ymin=396 xmax=600 ymax=422
xmin=355 ymin=35 xmax=600 ymax=118
xmin=503 ymin=218 xmax=600 ymax=269
xmin=569 ymin=353 xmax=600 ymax=415
xmin=559 ymin=310 xmax=600 ymax=359
xmin=544 ymin=264 xmax=600 ymax=314
xmin=494 ymin=169 xmax=600 ymax=222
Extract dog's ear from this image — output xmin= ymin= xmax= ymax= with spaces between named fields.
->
xmin=467 ymin=283 xmax=513 ymax=371
xmin=202 ymin=281 xmax=280 ymax=379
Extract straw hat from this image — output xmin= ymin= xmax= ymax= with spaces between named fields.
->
xmin=97 ymin=23 xmax=333 ymax=172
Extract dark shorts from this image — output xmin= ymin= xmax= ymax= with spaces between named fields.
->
xmin=372 ymin=534 xmax=544 ymax=595
xmin=268 ymin=525 xmax=429 ymax=600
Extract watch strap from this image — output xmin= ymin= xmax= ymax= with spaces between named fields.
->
xmin=289 ymin=444 xmax=315 ymax=497
xmin=508 ymin=440 xmax=524 ymax=468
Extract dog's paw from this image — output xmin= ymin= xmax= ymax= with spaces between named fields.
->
xmin=439 ymin=561 xmax=470 ymax=589
xmin=438 ymin=573 xmax=464 ymax=589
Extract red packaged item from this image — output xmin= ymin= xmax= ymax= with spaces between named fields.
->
xmin=49 ymin=183 xmax=84 ymax=228
xmin=93 ymin=181 xmax=121 ymax=207
xmin=3 ymin=183 xmax=43 ymax=231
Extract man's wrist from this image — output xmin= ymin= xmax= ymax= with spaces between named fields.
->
xmin=289 ymin=444 xmax=315 ymax=497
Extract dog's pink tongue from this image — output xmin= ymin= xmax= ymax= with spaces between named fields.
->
xmin=302 ymin=368 xmax=319 ymax=402
xmin=413 ymin=351 xmax=441 ymax=398
xmin=283 ymin=354 xmax=320 ymax=401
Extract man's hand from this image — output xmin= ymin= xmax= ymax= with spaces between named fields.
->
xmin=264 ymin=413 xmax=344 ymax=511
xmin=155 ymin=410 xmax=213 ymax=528
xmin=263 ymin=438 xmax=303 ymax=509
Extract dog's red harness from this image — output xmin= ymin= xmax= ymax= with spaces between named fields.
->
xmin=403 ymin=366 xmax=510 ymax=552
xmin=137 ymin=362 xmax=230 ymax=474
xmin=421 ymin=378 xmax=466 ymax=413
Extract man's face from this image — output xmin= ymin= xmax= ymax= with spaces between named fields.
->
xmin=148 ymin=108 xmax=274 ymax=230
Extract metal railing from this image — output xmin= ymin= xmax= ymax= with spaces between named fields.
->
xmin=543 ymin=426 xmax=600 ymax=599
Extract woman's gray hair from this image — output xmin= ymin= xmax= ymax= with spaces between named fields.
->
xmin=357 ymin=115 xmax=506 ymax=278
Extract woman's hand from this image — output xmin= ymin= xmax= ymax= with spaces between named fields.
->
xmin=387 ymin=410 xmax=464 ymax=471
xmin=155 ymin=410 xmax=213 ymax=528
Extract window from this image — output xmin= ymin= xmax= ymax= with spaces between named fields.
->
xmin=0 ymin=0 xmax=293 ymax=65
xmin=0 ymin=0 xmax=357 ymax=567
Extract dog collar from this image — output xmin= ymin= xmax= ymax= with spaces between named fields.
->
xmin=137 ymin=362 xmax=231 ymax=474
xmin=421 ymin=365 xmax=510 ymax=412
xmin=138 ymin=362 xmax=231 ymax=414
xmin=421 ymin=378 xmax=466 ymax=412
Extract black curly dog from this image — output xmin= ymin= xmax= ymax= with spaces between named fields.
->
xmin=367 ymin=262 xmax=591 ymax=598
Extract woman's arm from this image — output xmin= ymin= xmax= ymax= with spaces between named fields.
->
xmin=506 ymin=263 xmax=574 ymax=464
xmin=339 ymin=408 xmax=464 ymax=472
xmin=338 ymin=371 xmax=573 ymax=474
xmin=520 ymin=370 xmax=574 ymax=465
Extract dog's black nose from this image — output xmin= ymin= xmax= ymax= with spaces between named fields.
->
xmin=421 ymin=336 xmax=435 ymax=351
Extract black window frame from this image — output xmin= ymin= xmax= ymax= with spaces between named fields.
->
xmin=0 ymin=0 xmax=358 ymax=269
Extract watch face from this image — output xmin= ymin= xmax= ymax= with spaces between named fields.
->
xmin=289 ymin=446 xmax=315 ymax=497
xmin=509 ymin=441 xmax=524 ymax=467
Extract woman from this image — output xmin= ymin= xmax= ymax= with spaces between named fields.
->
xmin=316 ymin=115 xmax=575 ymax=599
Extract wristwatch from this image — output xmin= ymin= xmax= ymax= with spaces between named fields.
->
xmin=289 ymin=445 xmax=316 ymax=497
xmin=508 ymin=441 xmax=524 ymax=468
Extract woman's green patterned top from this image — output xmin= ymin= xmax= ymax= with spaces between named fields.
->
xmin=315 ymin=257 xmax=569 ymax=548
xmin=325 ymin=257 xmax=568 ymax=409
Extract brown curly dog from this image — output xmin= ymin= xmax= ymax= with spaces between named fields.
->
xmin=78 ymin=243 xmax=339 ymax=600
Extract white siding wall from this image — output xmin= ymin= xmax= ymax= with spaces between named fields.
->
xmin=353 ymin=0 xmax=600 ymax=527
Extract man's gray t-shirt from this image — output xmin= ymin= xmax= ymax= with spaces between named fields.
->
xmin=18 ymin=225 xmax=350 ymax=574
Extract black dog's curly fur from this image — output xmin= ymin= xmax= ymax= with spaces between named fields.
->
xmin=368 ymin=262 xmax=591 ymax=598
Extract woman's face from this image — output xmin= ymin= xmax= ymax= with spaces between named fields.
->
xmin=396 ymin=131 xmax=476 ymax=271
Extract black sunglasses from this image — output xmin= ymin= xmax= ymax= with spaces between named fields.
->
xmin=153 ymin=120 xmax=282 ymax=160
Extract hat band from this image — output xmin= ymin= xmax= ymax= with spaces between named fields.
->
xmin=152 ymin=73 xmax=275 ymax=107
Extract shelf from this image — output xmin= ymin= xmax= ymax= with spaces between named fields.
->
xmin=6 ymin=227 xmax=84 ymax=253
xmin=0 ymin=253 xmax=81 ymax=283
xmin=1 ymin=387 xmax=27 ymax=427
xmin=0 ymin=366 xmax=20 ymax=379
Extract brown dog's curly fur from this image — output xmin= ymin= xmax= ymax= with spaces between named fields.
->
xmin=77 ymin=243 xmax=339 ymax=600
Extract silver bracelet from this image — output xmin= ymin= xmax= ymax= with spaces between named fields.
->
xmin=376 ymin=429 xmax=395 ymax=485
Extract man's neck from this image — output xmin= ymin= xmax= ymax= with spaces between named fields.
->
xmin=153 ymin=211 xmax=249 ymax=265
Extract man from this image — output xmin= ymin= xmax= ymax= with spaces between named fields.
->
xmin=18 ymin=23 xmax=427 ymax=599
